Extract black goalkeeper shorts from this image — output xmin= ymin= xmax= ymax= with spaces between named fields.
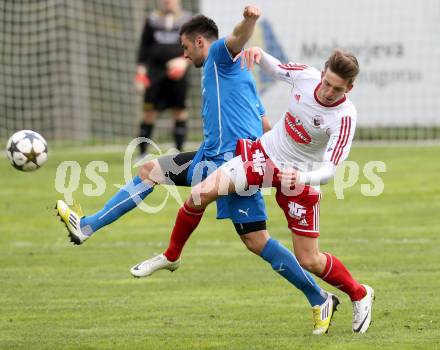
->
xmin=144 ymin=75 xmax=188 ymax=111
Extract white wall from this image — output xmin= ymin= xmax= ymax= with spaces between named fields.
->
xmin=201 ymin=0 xmax=440 ymax=127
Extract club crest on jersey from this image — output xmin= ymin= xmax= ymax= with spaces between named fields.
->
xmin=284 ymin=112 xmax=312 ymax=144
xmin=294 ymin=94 xmax=301 ymax=103
xmin=312 ymin=115 xmax=324 ymax=128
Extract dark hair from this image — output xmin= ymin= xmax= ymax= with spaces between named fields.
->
xmin=179 ymin=15 xmax=219 ymax=40
xmin=324 ymin=49 xmax=359 ymax=84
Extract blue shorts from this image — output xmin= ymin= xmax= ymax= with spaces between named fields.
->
xmin=186 ymin=144 xmax=267 ymax=224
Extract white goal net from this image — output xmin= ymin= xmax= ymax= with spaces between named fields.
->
xmin=0 ymin=0 xmax=200 ymax=145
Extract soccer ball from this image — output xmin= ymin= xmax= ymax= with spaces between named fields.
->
xmin=6 ymin=130 xmax=48 ymax=171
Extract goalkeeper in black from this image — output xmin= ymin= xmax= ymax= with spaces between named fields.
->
xmin=135 ymin=0 xmax=193 ymax=154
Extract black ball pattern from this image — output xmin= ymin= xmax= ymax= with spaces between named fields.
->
xmin=6 ymin=130 xmax=48 ymax=172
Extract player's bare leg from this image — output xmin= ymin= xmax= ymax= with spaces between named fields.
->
xmin=293 ymin=234 xmax=374 ymax=333
xmin=131 ymin=167 xmax=234 ymax=277
xmin=138 ymin=158 xmax=168 ymax=185
xmin=292 ymin=235 xmax=327 ymax=275
xmin=187 ymin=167 xmax=236 ymax=210
xmin=240 ymin=230 xmax=270 ymax=255
xmin=132 ymin=166 xmax=236 ymax=275
xmin=143 ymin=108 xmax=158 ymax=124
xmin=132 ymin=163 xmax=338 ymax=334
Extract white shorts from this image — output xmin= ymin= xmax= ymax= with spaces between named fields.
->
xmin=220 ymin=156 xmax=249 ymax=193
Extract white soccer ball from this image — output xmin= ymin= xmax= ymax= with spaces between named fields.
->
xmin=5 ymin=130 xmax=48 ymax=172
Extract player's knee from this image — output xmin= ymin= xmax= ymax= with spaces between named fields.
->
xmin=172 ymin=108 xmax=188 ymax=121
xmin=296 ymin=253 xmax=321 ymax=274
xmin=143 ymin=110 xmax=157 ymax=123
xmin=188 ymin=185 xmax=210 ymax=209
xmin=241 ymin=236 xmax=264 ymax=255
xmin=238 ymin=225 xmax=268 ymax=255
xmin=138 ymin=160 xmax=159 ymax=182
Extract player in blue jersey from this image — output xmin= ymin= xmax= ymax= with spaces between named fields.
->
xmin=56 ymin=6 xmax=337 ymax=334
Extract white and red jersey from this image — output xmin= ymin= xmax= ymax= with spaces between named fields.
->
xmin=258 ymin=50 xmax=357 ymax=185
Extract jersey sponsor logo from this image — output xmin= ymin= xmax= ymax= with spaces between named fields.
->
xmin=252 ymin=149 xmax=266 ymax=175
xmin=288 ymin=201 xmax=306 ymax=219
xmin=284 ymin=112 xmax=312 ymax=144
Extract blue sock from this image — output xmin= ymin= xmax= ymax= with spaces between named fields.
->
xmin=260 ymin=238 xmax=326 ymax=306
xmin=80 ymin=176 xmax=154 ymax=235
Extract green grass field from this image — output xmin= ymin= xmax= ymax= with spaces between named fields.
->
xmin=1 ymin=144 xmax=439 ymax=349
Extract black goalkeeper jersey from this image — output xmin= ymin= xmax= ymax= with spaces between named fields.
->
xmin=137 ymin=10 xmax=192 ymax=79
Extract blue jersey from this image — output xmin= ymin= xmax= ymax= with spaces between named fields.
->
xmin=201 ymin=37 xmax=265 ymax=158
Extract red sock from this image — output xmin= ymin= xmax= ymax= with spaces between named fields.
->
xmin=164 ymin=202 xmax=205 ymax=262
xmin=320 ymin=253 xmax=366 ymax=301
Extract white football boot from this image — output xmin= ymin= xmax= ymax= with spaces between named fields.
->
xmin=130 ymin=254 xmax=180 ymax=278
xmin=56 ymin=200 xmax=89 ymax=245
xmin=312 ymin=293 xmax=340 ymax=335
xmin=352 ymin=284 xmax=375 ymax=333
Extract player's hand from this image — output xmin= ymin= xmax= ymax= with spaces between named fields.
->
xmin=233 ymin=46 xmax=262 ymax=70
xmin=243 ymin=5 xmax=261 ymax=21
xmin=166 ymin=57 xmax=189 ymax=80
xmin=277 ymin=168 xmax=299 ymax=187
xmin=134 ymin=65 xmax=150 ymax=92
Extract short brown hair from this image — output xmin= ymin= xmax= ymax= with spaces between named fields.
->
xmin=324 ymin=49 xmax=359 ymax=84
xmin=180 ymin=15 xmax=218 ymax=40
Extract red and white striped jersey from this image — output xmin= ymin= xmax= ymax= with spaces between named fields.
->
xmin=259 ymin=53 xmax=357 ymax=183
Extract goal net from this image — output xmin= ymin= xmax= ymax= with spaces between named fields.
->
xmin=0 ymin=0 xmax=200 ymax=145
xmin=1 ymin=0 xmax=439 ymax=144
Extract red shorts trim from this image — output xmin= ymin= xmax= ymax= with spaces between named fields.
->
xmin=291 ymin=227 xmax=320 ymax=238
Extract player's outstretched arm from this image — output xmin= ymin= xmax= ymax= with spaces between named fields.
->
xmin=226 ymin=5 xmax=261 ymax=57
xmin=235 ymin=47 xmax=296 ymax=85
xmin=234 ymin=46 xmax=280 ymax=72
